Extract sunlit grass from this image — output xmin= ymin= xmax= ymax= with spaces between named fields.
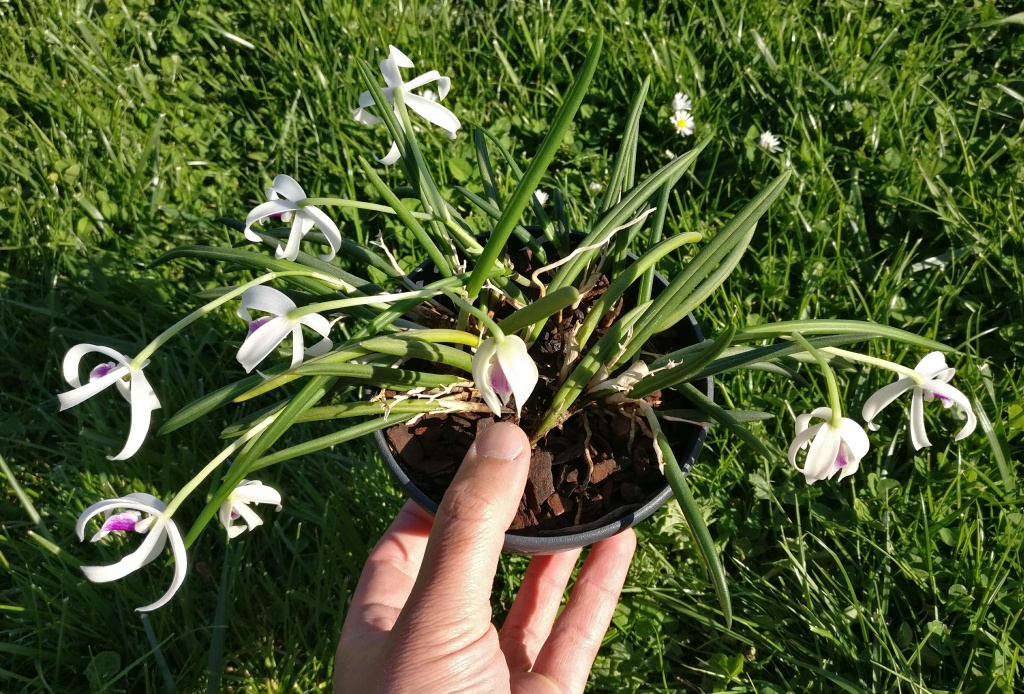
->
xmin=1 ymin=0 xmax=1022 ymax=691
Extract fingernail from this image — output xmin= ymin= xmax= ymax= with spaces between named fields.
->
xmin=472 ymin=422 xmax=526 ymax=462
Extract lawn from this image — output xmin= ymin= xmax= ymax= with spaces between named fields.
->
xmin=2 ymin=0 xmax=1023 ymax=691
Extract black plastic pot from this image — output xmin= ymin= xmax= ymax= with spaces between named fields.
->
xmin=373 ymin=234 xmax=713 ymax=554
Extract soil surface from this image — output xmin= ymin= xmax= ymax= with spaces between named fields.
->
xmin=383 ymin=243 xmax=703 ymax=536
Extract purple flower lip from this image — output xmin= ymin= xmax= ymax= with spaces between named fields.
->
xmin=246 ymin=316 xmax=273 ymax=337
xmin=100 ymin=511 xmax=142 ymax=534
xmin=490 ymin=362 xmax=512 ymax=401
xmin=89 ymin=363 xmax=117 ymax=381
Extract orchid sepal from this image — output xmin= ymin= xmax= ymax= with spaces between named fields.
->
xmin=472 ymin=335 xmax=539 ymax=417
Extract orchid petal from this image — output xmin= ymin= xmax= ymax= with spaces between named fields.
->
xmin=108 ymin=371 xmax=159 ymax=460
xmin=795 ymin=406 xmax=833 ymax=434
xmin=926 ymin=381 xmax=977 ymax=441
xmin=233 ymin=501 xmax=265 ymax=531
xmin=58 ymin=366 xmax=128 ymax=410
xmin=787 ymin=422 xmax=822 ymax=467
xmin=62 ymin=344 xmax=130 ymax=388
xmin=802 ymin=424 xmax=842 ymax=483
xmin=472 ymin=338 xmax=504 ymax=416
xmin=405 ymin=94 xmax=461 ymax=136
xmin=861 ymin=377 xmax=914 ymax=426
xmin=909 ymin=389 xmax=931 ymax=450
xmin=276 ymin=213 xmax=314 ymax=262
xmin=81 ymin=522 xmax=168 ymax=584
xmin=402 ymin=70 xmax=444 ymax=93
xmin=838 ymin=418 xmax=870 ymax=462
xmin=301 ymin=205 xmax=343 ymax=261
xmin=914 ymin=352 xmax=949 ymax=379
xmin=435 ymin=75 xmax=451 ymax=100
xmin=494 ymin=336 xmax=538 ymax=417
xmin=289 ymin=325 xmax=306 ymax=369
xmin=236 ymin=316 xmax=294 ymax=373
xmin=305 ymin=336 xmax=333 ymax=358
xmin=91 ymin=510 xmax=143 ymax=541
xmin=136 ymin=520 xmax=188 ymax=612
xmin=232 ymin=482 xmax=283 ymax=507
xmin=297 ymin=311 xmax=332 ymax=338
xmin=378 ymin=141 xmax=402 ymax=166
xmin=268 ymin=174 xmax=306 ymax=201
xmin=238 ymin=286 xmax=297 ymax=320
xmin=244 ymin=199 xmax=298 ymax=242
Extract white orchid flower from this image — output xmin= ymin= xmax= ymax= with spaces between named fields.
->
xmin=862 ymin=352 xmax=977 ymax=450
xmin=236 ymin=286 xmax=332 ymax=373
xmin=244 ymin=174 xmax=342 ymax=262
xmin=218 ymin=480 xmax=283 ymax=539
xmin=472 ymin=334 xmax=539 ymax=417
xmin=352 ymin=45 xmax=461 ymax=165
xmin=76 ymin=492 xmax=187 ymax=613
xmin=788 ymin=407 xmax=870 ymax=484
xmin=58 ymin=344 xmax=161 ymax=460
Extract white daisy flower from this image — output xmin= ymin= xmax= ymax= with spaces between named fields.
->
xmin=758 ymin=130 xmax=783 ymax=154
xmin=671 ymin=92 xmax=692 ymax=112
xmin=672 ymin=110 xmax=695 ymax=137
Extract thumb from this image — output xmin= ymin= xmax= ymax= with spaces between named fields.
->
xmin=398 ymin=422 xmax=531 ymax=634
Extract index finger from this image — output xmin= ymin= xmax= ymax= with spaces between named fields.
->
xmin=398 ymin=422 xmax=531 ymax=635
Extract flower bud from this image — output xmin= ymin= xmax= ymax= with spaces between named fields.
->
xmin=472 ymin=335 xmax=539 ymax=417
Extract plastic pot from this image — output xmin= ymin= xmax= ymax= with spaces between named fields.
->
xmin=373 ymin=235 xmax=712 ymax=554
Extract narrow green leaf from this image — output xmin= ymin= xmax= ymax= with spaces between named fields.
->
xmin=159 ymin=369 xmax=287 ymax=435
xmin=733 ymin=319 xmax=953 ymax=354
xmin=574 ymin=231 xmax=702 ymax=348
xmin=629 ymin=326 xmax=736 ymax=400
xmin=658 ymin=408 xmax=774 ymax=424
xmin=474 ymin=128 xmax=502 ymax=208
xmin=614 ymin=171 xmax=791 ymax=369
xmin=466 ymin=30 xmax=604 ymax=299
xmin=548 ymin=137 xmax=711 ymax=293
xmin=184 ymin=376 xmax=336 ymax=547
xmin=247 ymin=413 xmax=417 ymax=472
xmin=637 ymin=172 xmax=683 ymax=305
xmin=600 ymin=77 xmax=650 ymax=214
xmin=679 ymin=382 xmax=774 ymax=459
xmin=497 ymin=286 xmax=579 ymax=335
xmin=659 ymin=433 xmax=732 ymax=628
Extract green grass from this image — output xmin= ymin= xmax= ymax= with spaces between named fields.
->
xmin=2 ymin=0 xmax=1023 ymax=691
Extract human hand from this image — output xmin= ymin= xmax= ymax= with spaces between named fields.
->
xmin=334 ymin=422 xmax=637 ymax=693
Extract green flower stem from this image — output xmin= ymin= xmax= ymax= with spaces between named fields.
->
xmin=821 ymin=346 xmax=924 ymax=384
xmin=299 ymin=197 xmax=434 ymax=220
xmin=297 ymin=398 xmax=493 ymax=423
xmin=733 ymin=319 xmax=951 ymax=353
xmin=393 ymin=88 xmax=451 ymax=224
xmin=287 ymin=287 xmax=440 ymax=319
xmin=439 ymin=288 xmax=504 ymax=340
xmin=358 ymin=155 xmax=454 ymax=278
xmin=163 ymin=416 xmax=275 ymax=519
xmin=792 ymin=332 xmax=844 ymax=426
xmin=130 ymin=270 xmax=336 ymax=369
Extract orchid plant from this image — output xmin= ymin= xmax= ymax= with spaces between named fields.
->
xmin=61 ymin=35 xmax=976 ymax=622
